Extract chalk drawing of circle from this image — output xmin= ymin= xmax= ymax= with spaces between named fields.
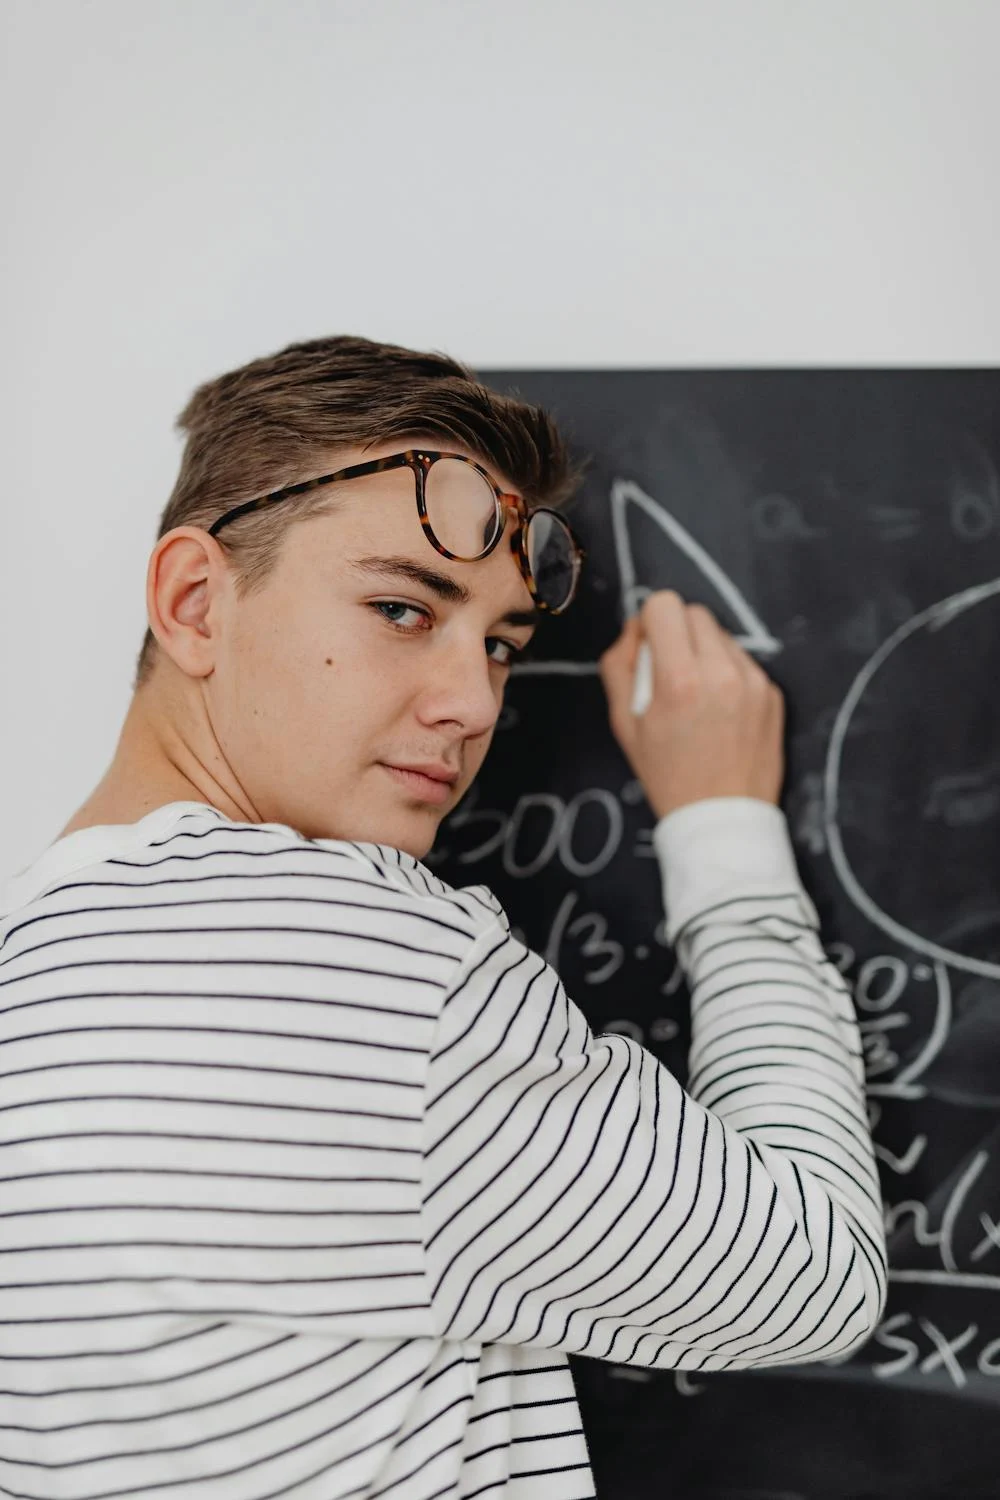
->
xmin=824 ymin=577 xmax=1000 ymax=980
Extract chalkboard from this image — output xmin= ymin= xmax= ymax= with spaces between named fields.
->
xmin=427 ymin=371 xmax=1000 ymax=1500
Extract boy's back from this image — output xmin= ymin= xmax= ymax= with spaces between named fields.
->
xmin=1 ymin=800 xmax=884 ymax=1500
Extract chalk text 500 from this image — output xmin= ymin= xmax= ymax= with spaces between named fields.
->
xmin=442 ymin=787 xmax=625 ymax=879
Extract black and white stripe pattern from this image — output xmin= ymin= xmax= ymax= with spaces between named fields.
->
xmin=0 ymin=799 xmax=886 ymax=1499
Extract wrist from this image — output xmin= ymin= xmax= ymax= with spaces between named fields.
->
xmin=652 ymin=797 xmax=819 ymax=943
xmin=650 ymin=789 xmax=781 ymax=821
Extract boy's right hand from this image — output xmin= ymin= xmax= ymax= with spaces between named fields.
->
xmin=598 ymin=591 xmax=786 ymax=821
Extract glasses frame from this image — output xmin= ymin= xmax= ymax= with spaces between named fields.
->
xmin=207 ymin=448 xmax=585 ymax=614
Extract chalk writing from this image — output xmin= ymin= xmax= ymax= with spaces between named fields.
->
xmin=435 ymin=370 xmax=1000 ymax=1487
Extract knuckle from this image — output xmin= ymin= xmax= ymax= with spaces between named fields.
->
xmin=714 ymin=665 xmax=743 ymax=696
xmin=642 ymin=589 xmax=679 ymax=622
xmin=668 ymin=668 xmax=701 ymax=705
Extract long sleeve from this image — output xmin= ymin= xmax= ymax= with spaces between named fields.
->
xmin=420 ymin=798 xmax=887 ymax=1372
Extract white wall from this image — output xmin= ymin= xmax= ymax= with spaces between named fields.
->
xmin=3 ymin=0 xmax=1000 ymax=878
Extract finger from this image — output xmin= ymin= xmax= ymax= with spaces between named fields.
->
xmin=641 ymin=590 xmax=696 ymax=688
xmin=686 ymin=603 xmax=742 ymax=680
xmin=598 ymin=611 xmax=641 ymax=676
xmin=726 ymin=631 xmax=779 ymax=697
xmin=599 ymin=614 xmax=643 ymax=734
xmin=716 ymin=624 xmax=760 ymax=680
xmin=688 ymin=606 xmax=767 ymax=687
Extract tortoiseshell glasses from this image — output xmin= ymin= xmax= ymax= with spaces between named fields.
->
xmin=207 ymin=449 xmax=585 ymax=614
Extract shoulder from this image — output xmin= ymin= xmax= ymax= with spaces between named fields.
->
xmin=156 ymin=805 xmax=509 ymax=945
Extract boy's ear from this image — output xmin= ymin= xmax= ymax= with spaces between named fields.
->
xmin=146 ymin=528 xmax=225 ymax=680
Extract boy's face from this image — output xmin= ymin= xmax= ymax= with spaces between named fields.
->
xmin=207 ymin=443 xmax=540 ymax=857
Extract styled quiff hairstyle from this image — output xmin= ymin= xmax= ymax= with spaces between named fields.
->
xmin=134 ymin=334 xmax=580 ymax=690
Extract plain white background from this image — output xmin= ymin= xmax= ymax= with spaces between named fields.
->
xmin=3 ymin=0 xmax=1000 ymax=878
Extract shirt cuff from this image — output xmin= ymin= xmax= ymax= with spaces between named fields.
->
xmin=652 ymin=797 xmax=820 ymax=944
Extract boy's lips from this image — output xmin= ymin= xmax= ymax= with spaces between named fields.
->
xmin=381 ymin=762 xmax=459 ymax=805
xmin=386 ymin=761 xmax=459 ymax=784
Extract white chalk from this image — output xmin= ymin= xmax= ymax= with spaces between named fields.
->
xmin=631 ymin=641 xmax=653 ymax=716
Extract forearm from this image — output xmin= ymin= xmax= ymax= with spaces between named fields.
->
xmin=655 ymin=798 xmax=887 ymax=1324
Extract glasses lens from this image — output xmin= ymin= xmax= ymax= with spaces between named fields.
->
xmin=525 ymin=510 xmax=579 ymax=612
xmin=424 ymin=459 xmax=501 ymax=559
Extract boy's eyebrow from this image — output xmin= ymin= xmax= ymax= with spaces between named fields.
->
xmin=500 ymin=607 xmax=542 ymax=628
xmin=352 ymin=556 xmax=541 ymax=628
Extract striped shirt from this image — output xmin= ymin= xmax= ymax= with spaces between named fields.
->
xmin=0 ymin=797 xmax=886 ymax=1500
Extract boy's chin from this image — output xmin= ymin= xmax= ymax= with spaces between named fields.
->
xmin=374 ymin=809 xmax=442 ymax=862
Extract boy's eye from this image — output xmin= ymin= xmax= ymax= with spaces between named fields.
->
xmin=371 ymin=601 xmax=429 ymax=630
xmin=486 ymin=637 xmax=526 ymax=668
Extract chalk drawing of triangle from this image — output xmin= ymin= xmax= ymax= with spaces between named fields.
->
xmin=611 ymin=478 xmax=782 ymax=657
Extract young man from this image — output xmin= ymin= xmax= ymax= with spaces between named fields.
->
xmin=0 ymin=336 xmax=886 ymax=1500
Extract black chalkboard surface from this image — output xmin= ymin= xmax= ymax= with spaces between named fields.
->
xmin=428 ymin=371 xmax=1000 ymax=1500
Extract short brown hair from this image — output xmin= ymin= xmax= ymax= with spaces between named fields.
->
xmin=134 ymin=334 xmax=580 ymax=690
